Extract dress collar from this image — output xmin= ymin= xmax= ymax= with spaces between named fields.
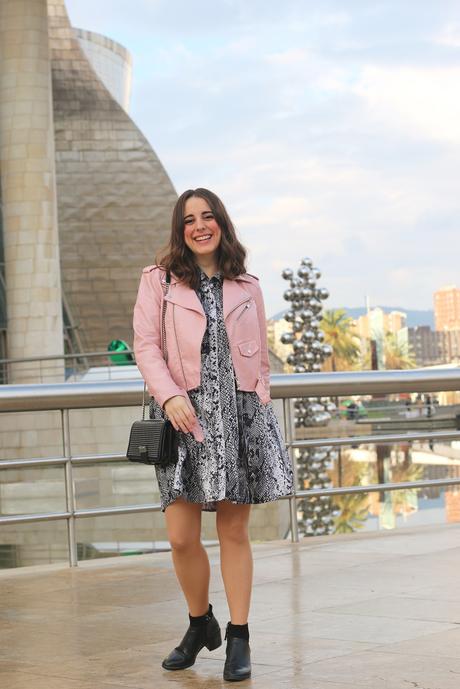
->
xmin=199 ymin=268 xmax=222 ymax=284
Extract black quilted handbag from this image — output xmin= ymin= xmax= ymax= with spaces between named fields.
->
xmin=127 ymin=270 xmax=178 ymax=466
xmin=126 ymin=416 xmax=178 ymax=466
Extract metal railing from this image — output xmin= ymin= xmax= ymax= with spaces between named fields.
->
xmin=0 ymin=349 xmax=137 ymax=385
xmin=1 ymin=367 xmax=460 ymax=566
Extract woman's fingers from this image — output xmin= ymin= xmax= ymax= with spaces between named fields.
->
xmin=174 ymin=398 xmax=195 ymax=433
xmin=172 ymin=409 xmax=188 ymax=433
xmin=167 ymin=397 xmax=196 ymax=434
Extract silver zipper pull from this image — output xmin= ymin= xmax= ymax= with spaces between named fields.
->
xmin=236 ymin=301 xmax=252 ymax=321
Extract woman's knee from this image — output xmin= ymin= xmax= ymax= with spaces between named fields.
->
xmin=217 ymin=517 xmax=249 ymax=546
xmin=169 ymin=532 xmax=201 ymax=553
xmin=165 ymin=498 xmax=202 ymax=553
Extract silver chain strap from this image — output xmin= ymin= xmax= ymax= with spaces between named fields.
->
xmin=142 ymin=271 xmax=170 ymax=420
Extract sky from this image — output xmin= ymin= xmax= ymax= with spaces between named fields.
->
xmin=66 ymin=0 xmax=460 ymax=319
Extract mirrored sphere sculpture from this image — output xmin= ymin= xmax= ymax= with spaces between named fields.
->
xmin=280 ymin=259 xmax=338 ymax=537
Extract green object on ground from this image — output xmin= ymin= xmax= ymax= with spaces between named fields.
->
xmin=107 ymin=339 xmax=134 ymax=365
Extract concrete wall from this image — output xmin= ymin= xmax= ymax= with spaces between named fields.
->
xmin=0 ymin=0 xmax=64 ymax=381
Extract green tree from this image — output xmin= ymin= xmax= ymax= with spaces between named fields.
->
xmin=320 ymin=309 xmax=361 ymax=371
xmin=360 ymin=332 xmax=417 ymax=370
xmin=383 ymin=332 xmax=417 ymax=369
xmin=390 ymin=459 xmax=424 ymax=516
xmin=333 ymin=462 xmax=370 ymax=534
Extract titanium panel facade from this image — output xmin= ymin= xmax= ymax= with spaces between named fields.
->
xmin=75 ymin=28 xmax=132 ymax=113
xmin=48 ymin=0 xmax=177 ymax=352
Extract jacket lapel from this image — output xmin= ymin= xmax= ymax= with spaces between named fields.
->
xmin=164 ymin=279 xmax=204 ymax=316
xmin=163 ymin=271 xmax=251 ymax=319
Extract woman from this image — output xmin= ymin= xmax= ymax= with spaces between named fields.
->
xmin=133 ymin=188 xmax=293 ymax=681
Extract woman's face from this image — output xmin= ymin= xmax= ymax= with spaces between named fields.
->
xmin=183 ymin=196 xmax=222 ymax=261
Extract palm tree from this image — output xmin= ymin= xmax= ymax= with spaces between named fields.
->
xmin=333 ymin=461 xmax=370 ymax=534
xmin=321 ymin=309 xmax=361 ymax=371
xmin=390 ymin=459 xmax=424 ymax=516
xmin=383 ymin=332 xmax=417 ymax=369
xmin=359 ymin=332 xmax=417 ymax=370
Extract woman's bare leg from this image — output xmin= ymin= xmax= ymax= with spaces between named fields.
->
xmin=165 ymin=497 xmax=210 ymax=616
xmin=216 ymin=500 xmax=252 ymax=624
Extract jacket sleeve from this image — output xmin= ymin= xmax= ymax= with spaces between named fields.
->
xmin=133 ymin=269 xmax=187 ymax=409
xmin=254 ymin=281 xmax=271 ymax=395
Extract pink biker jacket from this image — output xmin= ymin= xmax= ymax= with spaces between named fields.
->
xmin=132 ymin=265 xmax=272 ymax=443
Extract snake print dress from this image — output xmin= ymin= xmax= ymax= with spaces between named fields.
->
xmin=149 ymin=269 xmax=294 ymax=512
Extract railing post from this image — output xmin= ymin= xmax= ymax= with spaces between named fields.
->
xmin=283 ymin=396 xmax=299 ymax=543
xmin=62 ymin=408 xmax=78 ymax=566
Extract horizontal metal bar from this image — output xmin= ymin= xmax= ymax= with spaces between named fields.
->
xmin=295 ymin=475 xmax=460 ymax=499
xmin=0 ymin=457 xmax=67 ymax=469
xmin=71 ymin=453 xmax=127 ymax=465
xmin=0 ymin=511 xmax=71 ymax=525
xmin=2 ymin=430 xmax=460 ymax=471
xmin=289 ymin=429 xmax=460 ymax=449
xmin=0 ymin=454 xmax=128 ymax=469
xmin=75 ymin=503 xmax=162 ymax=518
xmin=0 ymin=379 xmax=143 ymax=412
xmin=270 ymin=369 xmax=460 ymax=397
xmin=1 ymin=368 xmax=459 ymax=413
xmin=0 ymin=503 xmax=163 ymax=526
xmin=2 ymin=475 xmax=460 ymax=527
xmin=0 ymin=350 xmax=133 ymax=365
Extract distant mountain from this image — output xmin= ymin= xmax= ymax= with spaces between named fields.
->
xmin=270 ymin=306 xmax=434 ymax=329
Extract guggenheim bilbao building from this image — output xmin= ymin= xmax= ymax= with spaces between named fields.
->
xmin=0 ymin=0 xmax=177 ymax=380
xmin=0 ymin=2 xmax=290 ymax=568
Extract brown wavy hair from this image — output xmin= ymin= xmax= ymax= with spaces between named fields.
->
xmin=155 ymin=188 xmax=247 ymax=290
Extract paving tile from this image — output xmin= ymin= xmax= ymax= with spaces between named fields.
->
xmin=319 ymin=594 xmax=460 ymax=623
xmin=249 ymin=609 xmax=457 ymax=644
xmin=378 ymin=627 xmax=460 ymax=659
xmin=0 ymin=669 xmax=139 ymax=689
xmin=1 ymin=652 xmax=277 ymax=689
xmin=200 ymin=632 xmax=377 ymax=667
xmin=298 ymin=649 xmax=460 ymax=688
xmin=2 ymin=524 xmax=460 ymax=689
xmin=404 ymin=582 xmax=460 ymax=603
xmin=245 ymin=671 xmax=365 ymax=689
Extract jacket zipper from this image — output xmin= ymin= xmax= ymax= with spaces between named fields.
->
xmin=227 ymin=296 xmax=252 ymax=321
xmin=235 ymin=301 xmax=252 ymax=321
xmin=173 ymin=303 xmax=188 ymax=389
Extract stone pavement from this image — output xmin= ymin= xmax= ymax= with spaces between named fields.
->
xmin=1 ymin=523 xmax=460 ymax=689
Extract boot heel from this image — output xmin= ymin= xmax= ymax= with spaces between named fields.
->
xmin=206 ymin=627 xmax=222 ymax=651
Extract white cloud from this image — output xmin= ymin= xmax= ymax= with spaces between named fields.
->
xmin=353 ymin=65 xmax=460 ymax=144
xmin=65 ymin=0 xmax=460 ymax=317
xmin=434 ymin=22 xmax=460 ymax=48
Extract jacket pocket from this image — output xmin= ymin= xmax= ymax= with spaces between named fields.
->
xmin=237 ymin=340 xmax=259 ymax=357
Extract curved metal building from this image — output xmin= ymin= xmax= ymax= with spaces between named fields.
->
xmin=49 ymin=0 xmax=177 ymax=353
xmin=0 ymin=0 xmax=177 ymax=371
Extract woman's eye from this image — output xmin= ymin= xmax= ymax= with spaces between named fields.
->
xmin=204 ymin=213 xmax=214 ymax=219
xmin=184 ymin=218 xmax=193 ymax=224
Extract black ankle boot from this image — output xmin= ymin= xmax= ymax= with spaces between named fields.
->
xmin=223 ymin=622 xmax=251 ymax=681
xmin=161 ymin=604 xmax=222 ymax=671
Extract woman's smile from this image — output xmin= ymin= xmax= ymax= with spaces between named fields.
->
xmin=194 ymin=233 xmax=213 ymax=243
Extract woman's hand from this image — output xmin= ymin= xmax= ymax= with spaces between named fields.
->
xmin=163 ymin=395 xmax=197 ymax=434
